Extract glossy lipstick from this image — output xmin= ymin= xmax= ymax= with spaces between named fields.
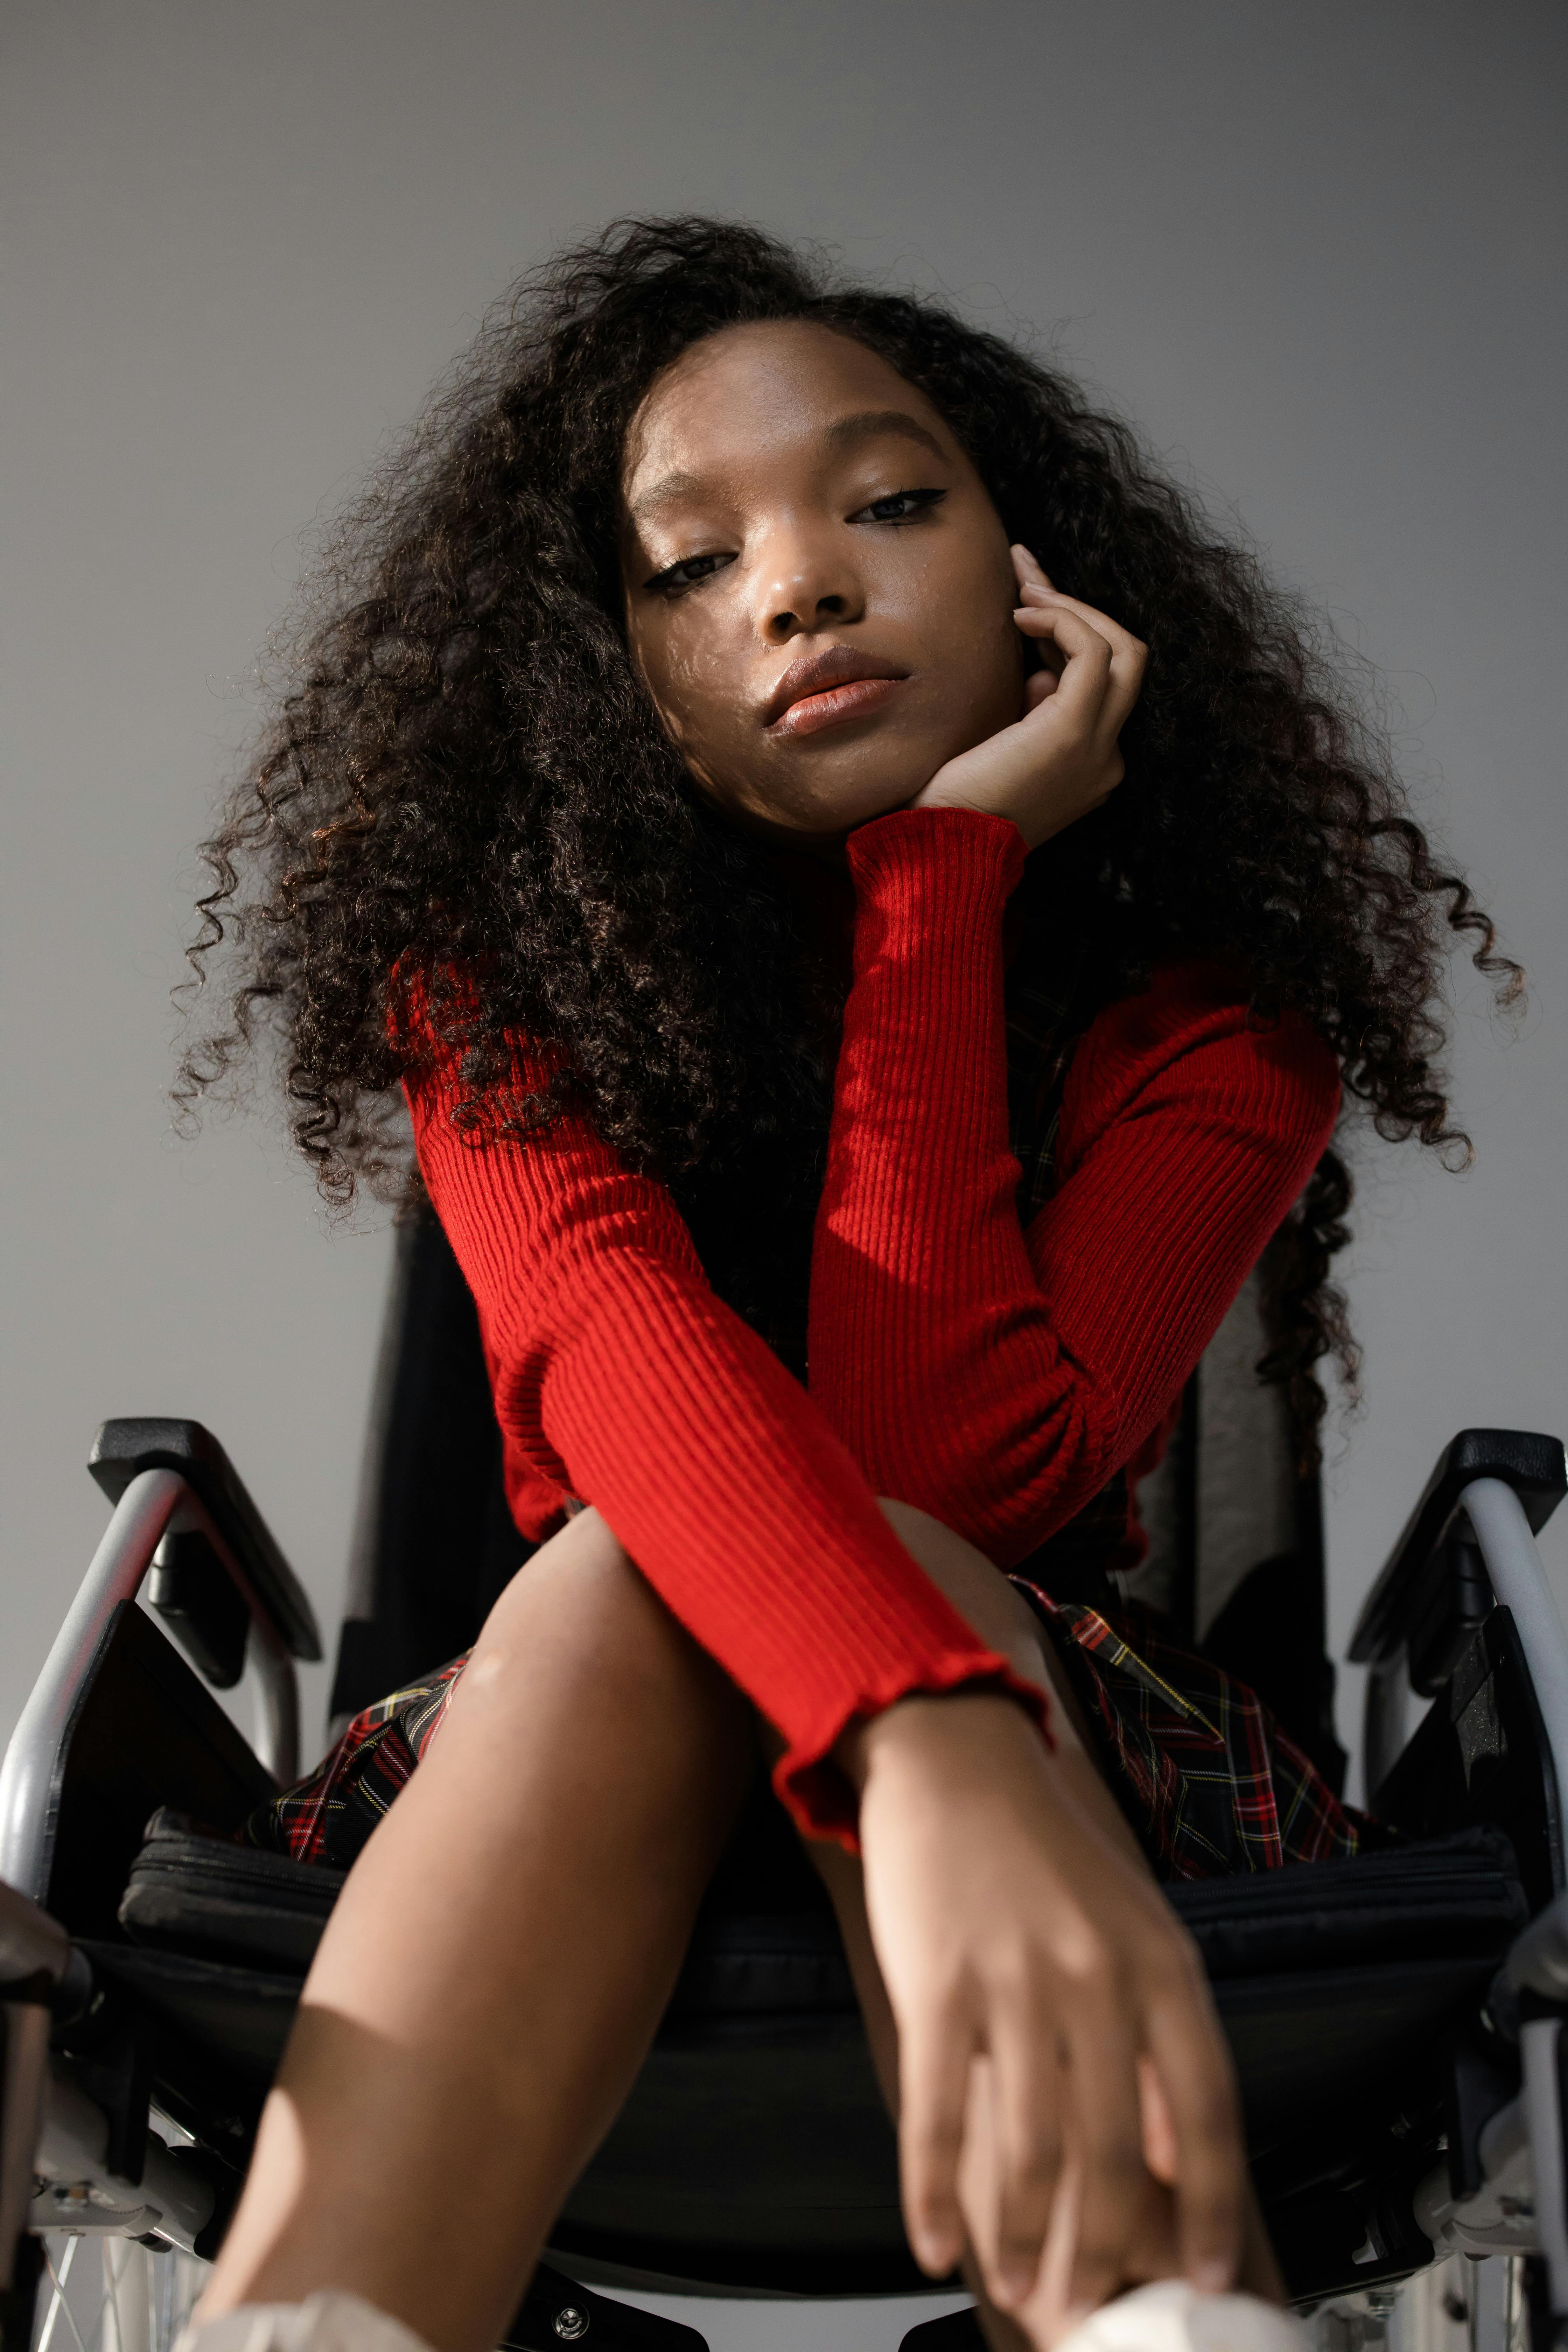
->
xmin=763 ymin=647 xmax=909 ymax=738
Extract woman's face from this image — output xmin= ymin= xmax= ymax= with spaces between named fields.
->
xmin=620 ymin=321 xmax=1027 ymax=846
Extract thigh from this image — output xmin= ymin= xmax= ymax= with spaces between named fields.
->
xmin=305 ymin=1502 xmax=756 ymax=2028
xmin=208 ymin=1507 xmax=758 ymax=2346
xmin=252 ymin=1505 xmax=757 ymax=1872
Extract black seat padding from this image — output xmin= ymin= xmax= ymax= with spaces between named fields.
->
xmin=1161 ymin=1829 xmax=1526 ymax=1972
xmin=101 ymin=1819 xmax=1525 ymax=2293
xmin=121 ymin=1810 xmax=1525 ymax=1988
xmin=121 ymin=1813 xmax=346 ymax=1970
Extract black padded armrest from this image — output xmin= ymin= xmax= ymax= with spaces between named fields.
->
xmin=88 ymin=1419 xmax=322 ymax=1662
xmin=1349 ymin=1427 xmax=1566 ymax=1669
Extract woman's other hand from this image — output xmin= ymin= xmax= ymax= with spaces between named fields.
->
xmin=910 ymin=548 xmax=1144 ymax=849
xmin=845 ymin=1689 xmax=1245 ymax=2339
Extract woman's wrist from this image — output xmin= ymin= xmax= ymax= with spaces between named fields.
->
xmin=847 ymin=799 xmax=1029 ymax=875
xmin=840 ymin=804 xmax=1027 ymax=979
xmin=905 ymin=775 xmax=1026 ymax=842
xmin=834 ymin=1686 xmax=1045 ymax=1798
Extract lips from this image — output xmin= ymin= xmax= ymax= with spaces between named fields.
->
xmin=763 ymin=646 xmax=909 ymax=735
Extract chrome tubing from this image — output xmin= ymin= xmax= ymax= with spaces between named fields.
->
xmin=1522 ymin=2018 xmax=1568 ymax=2315
xmin=1463 ymin=1476 xmax=1568 ymax=1824
xmin=0 ymin=1461 xmax=303 ymax=1908
xmin=1467 ymin=1476 xmax=1568 ymax=2318
xmin=0 ymin=1470 xmax=186 ymax=1903
xmin=245 ymin=1617 xmax=299 ymax=1786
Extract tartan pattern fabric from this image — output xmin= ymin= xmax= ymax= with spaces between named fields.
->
xmin=244 ymin=1655 xmax=468 ymax=1870
xmin=1011 ymin=1578 xmax=1371 ymax=1878
xmin=247 ymin=1592 xmax=1369 ymax=1883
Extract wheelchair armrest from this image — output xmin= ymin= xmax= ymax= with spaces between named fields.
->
xmin=1349 ymin=1428 xmax=1567 ymax=1674
xmin=88 ymin=1420 xmax=322 ymax=1664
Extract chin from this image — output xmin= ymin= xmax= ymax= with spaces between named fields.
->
xmin=781 ymin=790 xmax=913 ymax=839
xmin=776 ymin=762 xmax=922 ymax=834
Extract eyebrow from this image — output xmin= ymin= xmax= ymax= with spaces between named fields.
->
xmin=629 ymin=469 xmax=708 ymax=523
xmin=627 ymin=408 xmax=950 ymax=524
xmin=822 ymin=408 xmax=948 ymax=463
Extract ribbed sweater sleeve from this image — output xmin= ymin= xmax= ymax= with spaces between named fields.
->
xmin=808 ymin=807 xmax=1342 ymax=1564
xmin=402 ymin=1041 xmax=1049 ymax=1846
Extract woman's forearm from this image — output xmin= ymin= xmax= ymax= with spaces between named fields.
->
xmin=807 ymin=810 xmax=1342 ymax=1566
xmin=405 ymin=1037 xmax=1049 ymax=1846
xmin=808 ymin=805 xmax=1113 ymax=1555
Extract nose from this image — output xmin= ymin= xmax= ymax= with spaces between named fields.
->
xmin=754 ymin=519 xmax=864 ymax=643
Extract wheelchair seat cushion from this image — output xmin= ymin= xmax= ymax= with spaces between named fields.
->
xmin=121 ymin=1809 xmax=345 ymax=1968
xmin=120 ymin=1803 xmax=1524 ymax=1991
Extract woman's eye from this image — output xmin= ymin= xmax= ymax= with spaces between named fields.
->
xmin=852 ymin=486 xmax=947 ymax=525
xmin=646 ymin=551 xmax=734 ymax=595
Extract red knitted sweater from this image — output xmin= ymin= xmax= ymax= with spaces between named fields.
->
xmin=406 ymin=808 xmax=1341 ymax=1841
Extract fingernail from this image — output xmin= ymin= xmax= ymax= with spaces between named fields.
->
xmin=994 ymin=2265 xmax=1034 ymax=2308
xmin=1192 ymin=2260 xmax=1232 ymax=2295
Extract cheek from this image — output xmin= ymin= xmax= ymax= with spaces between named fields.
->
xmin=905 ymin=544 xmax=1023 ymax=723
xmin=636 ymin=620 xmax=744 ymax=769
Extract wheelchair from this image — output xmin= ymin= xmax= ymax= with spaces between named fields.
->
xmin=4 ymin=1208 xmax=1568 ymax=2352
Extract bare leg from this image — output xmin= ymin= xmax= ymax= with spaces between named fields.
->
xmin=793 ymin=1502 xmax=1281 ymax=2350
xmin=201 ymin=1507 xmax=753 ymax=2352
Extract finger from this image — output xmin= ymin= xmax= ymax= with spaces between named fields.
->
xmin=1012 ymin=603 xmax=1114 ymax=734
xmin=898 ymin=2009 xmax=975 ymax=2278
xmin=1014 ymin=609 xmax=1065 ymax=690
xmin=1142 ymin=1972 xmax=1247 ymax=2293
xmin=1138 ymin=2053 xmax=1179 ymax=2187
xmin=1023 ymin=669 xmax=1058 ymax=713
xmin=1017 ymin=587 xmax=1146 ymax=734
xmin=1015 ymin=581 xmax=1139 ymax=664
xmin=1061 ymin=1996 xmax=1151 ymax=2306
xmin=1011 ymin=542 xmax=1055 ymax=594
xmin=954 ymin=2050 xmax=1003 ymax=2286
xmin=1031 ymin=2142 xmax=1089 ymax=2340
xmin=985 ymin=1992 xmax=1065 ymax=2310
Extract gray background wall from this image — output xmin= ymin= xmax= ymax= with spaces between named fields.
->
xmin=3 ymin=5 xmax=1564 ymax=2342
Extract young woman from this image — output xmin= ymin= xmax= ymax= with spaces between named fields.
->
xmin=175 ymin=218 xmax=1515 ymax=2352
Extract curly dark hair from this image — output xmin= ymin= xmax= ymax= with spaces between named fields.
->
xmin=177 ymin=214 xmax=1519 ymax=1455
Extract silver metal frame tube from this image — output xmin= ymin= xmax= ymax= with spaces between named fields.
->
xmin=1522 ymin=2017 xmax=1568 ymax=2314
xmin=246 ymin=1622 xmax=300 ymax=1785
xmin=1464 ymin=1479 xmax=1568 ymax=2319
xmin=1463 ymin=1476 xmax=1568 ymax=1816
xmin=0 ymin=1470 xmax=186 ymax=1902
xmin=0 ymin=1464 xmax=303 ymax=1906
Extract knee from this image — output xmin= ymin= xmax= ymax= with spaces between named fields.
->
xmin=469 ymin=1506 xmax=620 ymax=1668
xmin=470 ymin=1506 xmax=751 ymax=1759
xmin=875 ymin=1497 xmax=1051 ymax=1695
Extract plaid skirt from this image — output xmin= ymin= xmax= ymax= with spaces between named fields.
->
xmin=246 ymin=1580 xmax=1371 ymax=1882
